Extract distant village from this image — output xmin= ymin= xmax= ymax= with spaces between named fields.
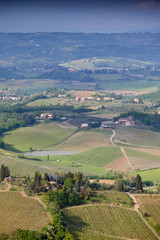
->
xmin=0 ymin=89 xmax=28 ymax=102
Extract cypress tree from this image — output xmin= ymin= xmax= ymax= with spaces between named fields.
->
xmin=136 ymin=174 xmax=143 ymax=192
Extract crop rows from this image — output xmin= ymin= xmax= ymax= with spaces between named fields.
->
xmin=75 ymin=229 xmax=125 ymax=240
xmin=65 ymin=204 xmax=157 ymax=240
xmin=0 ymin=192 xmax=50 ymax=234
xmin=135 ymin=195 xmax=160 ymax=226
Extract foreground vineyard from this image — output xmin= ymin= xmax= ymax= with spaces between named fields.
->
xmin=135 ymin=195 xmax=160 ymax=232
xmin=65 ymin=204 xmax=157 ymax=240
xmin=0 ymin=192 xmax=51 ymax=234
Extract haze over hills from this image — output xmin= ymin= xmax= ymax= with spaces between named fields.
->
xmin=0 ymin=32 xmax=160 ymax=94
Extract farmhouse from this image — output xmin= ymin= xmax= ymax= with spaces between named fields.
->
xmin=118 ymin=117 xmax=135 ymax=127
xmin=58 ymin=94 xmax=66 ymax=98
xmin=80 ymin=123 xmax=88 ymax=129
xmin=133 ymin=98 xmax=139 ymax=104
xmin=40 ymin=113 xmax=53 ymax=119
xmin=101 ymin=121 xmax=117 ymax=128
xmin=49 ymin=181 xmax=57 ymax=189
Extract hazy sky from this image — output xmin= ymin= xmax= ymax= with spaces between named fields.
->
xmin=0 ymin=0 xmax=160 ymax=33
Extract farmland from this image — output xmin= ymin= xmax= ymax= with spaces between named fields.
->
xmin=64 ymin=204 xmax=157 ymax=240
xmin=135 ymin=195 xmax=160 ymax=234
xmin=0 ymin=192 xmax=51 ymax=234
xmin=114 ymin=126 xmax=160 ymax=147
xmin=90 ymin=190 xmax=134 ymax=207
xmin=2 ymin=122 xmax=76 ymax=152
xmin=60 ymin=57 xmax=154 ymax=70
xmin=0 ymin=149 xmax=108 ymax=176
xmin=125 ymin=148 xmax=160 ymax=170
xmin=52 ymin=131 xmax=111 ymax=152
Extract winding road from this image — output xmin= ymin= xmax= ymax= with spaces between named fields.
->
xmin=110 ymin=129 xmax=134 ymax=171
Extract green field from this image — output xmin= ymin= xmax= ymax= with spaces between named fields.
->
xmin=60 ymin=57 xmax=154 ymax=70
xmin=64 ymin=204 xmax=157 ymax=240
xmin=0 ymin=151 xmax=107 ymax=177
xmin=25 ymin=146 xmax=122 ymax=176
xmin=97 ymin=81 xmax=158 ymax=92
xmin=27 ymin=97 xmax=68 ymax=107
xmin=35 ymin=146 xmax=122 ymax=168
xmin=2 ymin=122 xmax=76 ymax=152
xmin=135 ymin=168 xmax=160 ymax=184
xmin=0 ymin=192 xmax=51 ymax=234
xmin=90 ymin=190 xmax=133 ymax=207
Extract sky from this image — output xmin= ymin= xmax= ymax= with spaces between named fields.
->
xmin=0 ymin=0 xmax=160 ymax=33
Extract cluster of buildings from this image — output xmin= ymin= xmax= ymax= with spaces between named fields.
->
xmin=101 ymin=117 xmax=135 ymax=129
xmin=117 ymin=117 xmax=135 ymax=127
xmin=80 ymin=117 xmax=135 ymax=130
xmin=1 ymin=96 xmax=22 ymax=101
xmin=0 ymin=90 xmax=28 ymax=102
xmin=75 ymin=96 xmax=114 ymax=103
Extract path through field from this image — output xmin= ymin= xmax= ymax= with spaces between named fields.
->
xmin=110 ymin=130 xmax=134 ymax=171
xmin=128 ymin=193 xmax=160 ymax=240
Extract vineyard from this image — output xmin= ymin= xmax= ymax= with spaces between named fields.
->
xmin=0 ymin=192 xmax=51 ymax=234
xmin=71 ymin=230 xmax=126 ymax=240
xmin=135 ymin=195 xmax=160 ymax=230
xmin=64 ymin=204 xmax=157 ymax=240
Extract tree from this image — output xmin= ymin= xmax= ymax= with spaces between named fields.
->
xmin=0 ymin=141 xmax=5 ymax=149
xmin=136 ymin=174 xmax=143 ymax=192
xmin=34 ymin=171 xmax=42 ymax=187
xmin=115 ymin=179 xmax=124 ymax=192
xmin=0 ymin=165 xmax=10 ymax=182
xmin=44 ymin=172 xmax=50 ymax=181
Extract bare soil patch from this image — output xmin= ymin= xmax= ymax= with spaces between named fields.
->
xmin=73 ymin=90 xmax=100 ymax=97
xmin=104 ymin=157 xmax=131 ymax=172
xmin=89 ymin=179 xmax=115 ymax=184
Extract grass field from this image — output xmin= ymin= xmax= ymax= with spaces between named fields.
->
xmin=90 ymin=190 xmax=133 ymax=207
xmin=0 ymin=145 xmax=122 ymax=177
xmin=97 ymin=81 xmax=158 ymax=92
xmin=37 ymin=146 xmax=122 ymax=168
xmin=64 ymin=204 xmax=157 ymax=240
xmin=2 ymin=122 xmax=76 ymax=152
xmin=0 ymin=152 xmax=107 ymax=177
xmin=135 ymin=195 xmax=160 ymax=234
xmin=27 ymin=97 xmax=69 ymax=107
xmin=135 ymin=168 xmax=160 ymax=184
xmin=0 ymin=192 xmax=51 ymax=234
